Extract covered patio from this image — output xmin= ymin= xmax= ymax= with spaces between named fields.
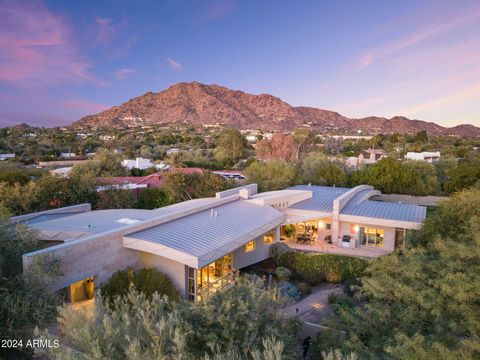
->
xmin=281 ymin=238 xmax=391 ymax=258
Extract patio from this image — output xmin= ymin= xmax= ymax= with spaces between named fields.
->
xmin=281 ymin=238 xmax=391 ymax=258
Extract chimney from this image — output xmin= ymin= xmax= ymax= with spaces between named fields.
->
xmin=239 ymin=188 xmax=251 ymax=199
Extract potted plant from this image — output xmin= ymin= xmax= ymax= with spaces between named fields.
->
xmin=84 ymin=277 xmax=94 ymax=300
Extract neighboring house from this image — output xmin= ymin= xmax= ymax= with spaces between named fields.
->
xmin=50 ymin=167 xmax=73 ymax=178
xmin=359 ymin=149 xmax=387 ymax=164
xmin=15 ymin=183 xmax=426 ymax=304
xmin=345 ymin=149 xmax=387 ymax=169
xmin=405 ymin=151 xmax=440 ymax=162
xmin=213 ymin=170 xmax=247 ymax=180
xmin=121 ymin=157 xmax=155 ymax=170
xmin=0 ymin=153 xmax=15 ymax=161
xmin=166 ymin=148 xmax=181 ymax=155
xmin=99 ymin=135 xmax=116 ymax=141
xmin=97 ymin=173 xmax=164 ymax=195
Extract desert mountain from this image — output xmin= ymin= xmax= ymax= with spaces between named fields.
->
xmin=73 ymin=82 xmax=480 ymax=136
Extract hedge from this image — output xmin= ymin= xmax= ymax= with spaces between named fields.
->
xmin=101 ymin=267 xmax=181 ymax=303
xmin=279 ymin=252 xmax=368 ymax=284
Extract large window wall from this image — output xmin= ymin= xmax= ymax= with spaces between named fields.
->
xmin=358 ymin=226 xmax=384 ymax=248
xmin=190 ymin=253 xmax=233 ymax=302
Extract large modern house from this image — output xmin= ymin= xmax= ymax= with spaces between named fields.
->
xmin=14 ymin=184 xmax=426 ymax=303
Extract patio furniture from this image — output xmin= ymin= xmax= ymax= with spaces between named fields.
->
xmin=325 ymin=235 xmax=332 ymax=244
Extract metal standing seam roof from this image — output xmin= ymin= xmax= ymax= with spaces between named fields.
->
xmin=341 ymin=199 xmax=427 ymax=223
xmin=287 ymin=185 xmax=350 ymax=212
xmin=287 ymin=185 xmax=426 ymax=223
xmin=126 ymin=200 xmax=284 ymax=258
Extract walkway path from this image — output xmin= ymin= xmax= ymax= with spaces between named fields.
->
xmin=280 ymin=284 xmax=344 ymax=322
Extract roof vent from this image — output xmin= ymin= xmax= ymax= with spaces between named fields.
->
xmin=116 ymin=218 xmax=140 ymax=225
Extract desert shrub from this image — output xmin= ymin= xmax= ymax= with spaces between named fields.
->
xmin=328 ymin=292 xmax=338 ymax=304
xmin=343 ymin=278 xmax=360 ymax=297
xmin=277 ymin=281 xmax=299 ymax=301
xmin=269 ymin=242 xmax=292 ymax=264
xmin=279 ymin=252 xmax=368 ymax=284
xmin=274 ymin=266 xmax=292 ymax=281
xmin=296 ymin=281 xmax=312 ymax=295
xmin=101 ymin=267 xmax=180 ymax=303
xmin=309 ymin=329 xmax=348 ymax=360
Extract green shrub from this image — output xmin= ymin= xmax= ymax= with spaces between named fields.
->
xmin=328 ymin=292 xmax=338 ymax=304
xmin=269 ymin=242 xmax=292 ymax=264
xmin=274 ymin=266 xmax=292 ymax=281
xmin=343 ymin=278 xmax=360 ymax=297
xmin=332 ymin=294 xmax=355 ymax=307
xmin=101 ymin=267 xmax=181 ymax=303
xmin=296 ymin=281 xmax=311 ymax=295
xmin=279 ymin=252 xmax=368 ymax=284
xmin=277 ymin=281 xmax=299 ymax=301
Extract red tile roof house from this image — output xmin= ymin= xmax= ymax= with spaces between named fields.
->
xmin=96 ymin=168 xmax=206 ymax=200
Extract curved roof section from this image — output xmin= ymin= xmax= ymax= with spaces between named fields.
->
xmin=341 ymin=199 xmax=427 ymax=222
xmin=287 ymin=185 xmax=350 ymax=212
xmin=126 ymin=200 xmax=284 ymax=259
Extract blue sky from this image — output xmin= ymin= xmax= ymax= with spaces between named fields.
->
xmin=1 ymin=0 xmax=479 ymax=127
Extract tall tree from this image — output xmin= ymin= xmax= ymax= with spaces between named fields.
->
xmin=255 ymin=133 xmax=298 ymax=162
xmin=213 ymin=129 xmax=247 ymax=165
xmin=320 ymin=188 xmax=480 ymax=359
xmin=301 ymin=152 xmax=348 ymax=186
xmin=245 ymin=160 xmax=296 ymax=191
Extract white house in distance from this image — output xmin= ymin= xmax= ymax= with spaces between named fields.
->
xmin=405 ymin=151 xmax=441 ymax=162
xmin=0 ymin=153 xmax=15 ymax=161
xmin=14 ymin=184 xmax=426 ymax=303
xmin=121 ymin=157 xmax=155 ymax=170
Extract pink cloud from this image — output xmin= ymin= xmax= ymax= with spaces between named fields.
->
xmin=0 ymin=1 xmax=97 ymax=84
xmin=166 ymin=57 xmax=183 ymax=71
xmin=205 ymin=0 xmax=238 ymax=20
xmin=58 ymin=98 xmax=110 ymax=114
xmin=94 ymin=16 xmax=116 ymax=45
xmin=116 ymin=68 xmax=137 ymax=79
xmin=356 ymin=5 xmax=480 ymax=70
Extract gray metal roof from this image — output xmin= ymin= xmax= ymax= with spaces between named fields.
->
xmin=31 ymin=209 xmax=159 ymax=234
xmin=28 ymin=197 xmax=222 ymax=236
xmin=21 ymin=213 xmax=77 ymax=225
xmin=287 ymin=185 xmax=350 ymax=212
xmin=341 ymin=199 xmax=427 ymax=223
xmin=127 ymin=200 xmax=284 ymax=259
xmin=287 ymin=185 xmax=426 ymax=223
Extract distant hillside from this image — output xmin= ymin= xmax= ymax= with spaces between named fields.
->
xmin=72 ymin=82 xmax=480 ymax=136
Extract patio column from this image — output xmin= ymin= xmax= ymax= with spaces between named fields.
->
xmin=332 ymin=219 xmax=340 ymax=245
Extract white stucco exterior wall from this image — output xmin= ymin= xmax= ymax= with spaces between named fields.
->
xmin=232 ymin=227 xmax=279 ymax=270
xmin=139 ymin=252 xmax=187 ymax=297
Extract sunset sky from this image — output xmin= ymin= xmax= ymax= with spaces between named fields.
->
xmin=1 ymin=0 xmax=479 ymax=127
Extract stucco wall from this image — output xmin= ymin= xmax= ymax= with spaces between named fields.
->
xmin=23 ymin=233 xmax=141 ymax=291
xmin=139 ymin=252 xmax=187 ymax=297
xmin=232 ymin=227 xmax=279 ymax=269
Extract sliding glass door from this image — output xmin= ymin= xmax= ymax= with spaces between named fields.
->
xmin=359 ymin=226 xmax=384 ymax=248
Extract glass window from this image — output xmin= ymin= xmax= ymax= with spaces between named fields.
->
xmin=263 ymin=232 xmax=274 ymax=244
xmin=245 ymin=240 xmax=256 ymax=252
xmin=376 ymin=229 xmax=384 ymax=248
xmin=326 ymin=223 xmax=331 ymax=230
xmin=367 ymin=227 xmax=376 ymax=246
xmin=395 ymin=228 xmax=405 ymax=248
xmin=359 ymin=227 xmax=366 ymax=245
